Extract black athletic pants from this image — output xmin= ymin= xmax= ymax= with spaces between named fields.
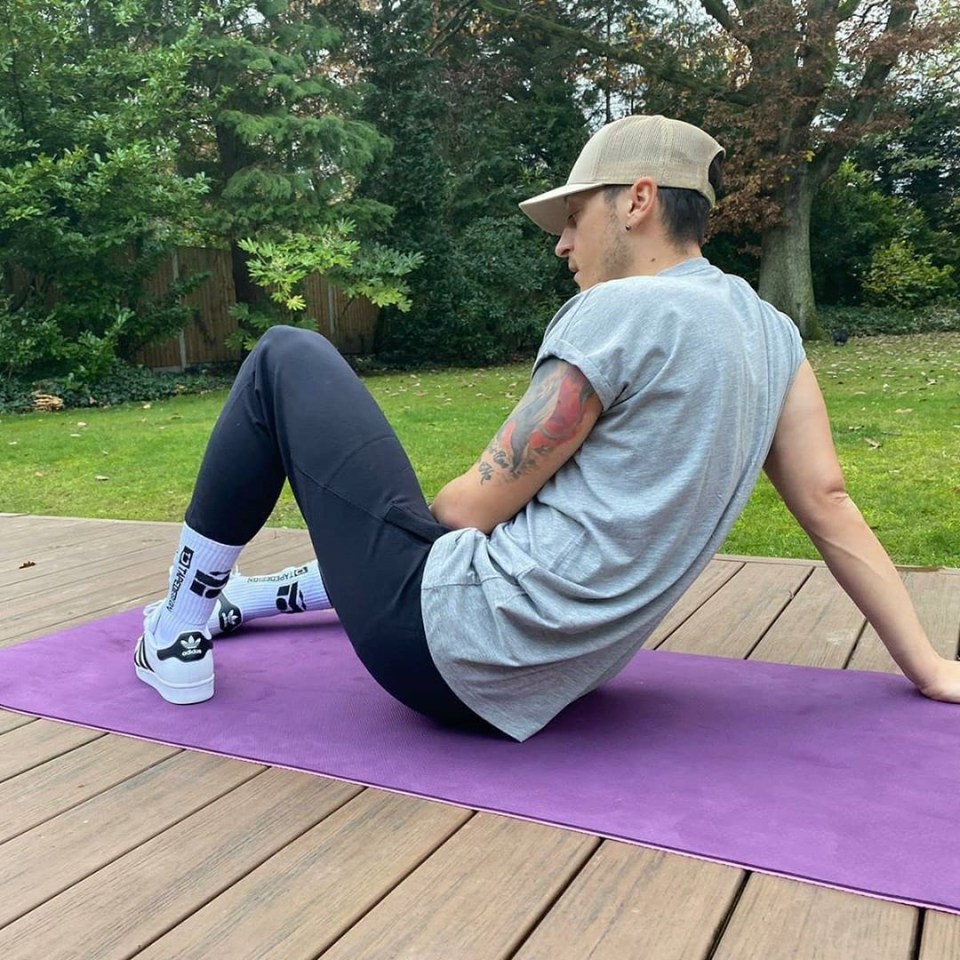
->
xmin=185 ymin=325 xmax=490 ymax=731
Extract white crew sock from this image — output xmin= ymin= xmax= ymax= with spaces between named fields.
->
xmin=212 ymin=560 xmax=330 ymax=633
xmin=147 ymin=525 xmax=244 ymax=645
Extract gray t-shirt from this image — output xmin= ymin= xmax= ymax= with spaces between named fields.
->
xmin=421 ymin=258 xmax=805 ymax=741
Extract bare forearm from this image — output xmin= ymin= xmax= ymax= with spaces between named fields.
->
xmin=806 ymin=497 xmax=941 ymax=687
xmin=430 ymin=359 xmax=601 ymax=536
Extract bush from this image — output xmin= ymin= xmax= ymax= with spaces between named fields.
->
xmin=378 ymin=215 xmax=559 ymax=366
xmin=862 ymin=240 xmax=956 ymax=310
xmin=810 ymin=160 xmax=923 ymax=306
xmin=0 ymin=295 xmax=202 ymax=389
xmin=0 ymin=306 xmax=72 ymax=381
xmin=0 ymin=361 xmax=237 ymax=414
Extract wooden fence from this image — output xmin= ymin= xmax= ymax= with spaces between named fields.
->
xmin=135 ymin=247 xmax=380 ymax=370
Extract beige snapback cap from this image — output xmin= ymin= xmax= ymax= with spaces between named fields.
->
xmin=519 ymin=115 xmax=724 ymax=235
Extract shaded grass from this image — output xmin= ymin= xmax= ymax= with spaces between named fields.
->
xmin=2 ymin=333 xmax=958 ymax=566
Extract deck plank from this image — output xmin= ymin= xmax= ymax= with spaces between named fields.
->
xmin=711 ymin=874 xmax=917 ymax=960
xmin=1 ymin=532 xmax=176 ymax=602
xmin=749 ymin=565 xmax=865 ymax=668
xmin=848 ymin=570 xmax=960 ymax=673
xmin=512 ymin=842 xmax=744 ymax=960
xmin=921 ymin=912 xmax=960 ymax=957
xmin=0 ymin=735 xmax=177 ymax=841
xmin=136 ymin=790 xmax=473 ymax=960
xmin=657 ymin=562 xmax=813 ymax=658
xmin=0 ymin=523 xmax=140 ymax=584
xmin=0 ymin=549 xmax=175 ymax=643
xmin=0 ymin=719 xmax=104 ymax=783
xmin=1 ymin=525 xmax=314 ymax=646
xmin=2 ymin=541 xmax=181 ymax=618
xmin=644 ymin=558 xmax=744 ymax=648
xmin=0 ymin=515 xmax=91 ymax=553
xmin=0 ymin=751 xmax=264 ymax=929
xmin=0 ymin=710 xmax=34 ymax=734
xmin=0 ymin=769 xmax=361 ymax=960
xmin=318 ymin=814 xmax=600 ymax=960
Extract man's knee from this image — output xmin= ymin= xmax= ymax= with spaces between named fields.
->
xmin=258 ymin=325 xmax=329 ymax=354
xmin=254 ymin=326 xmax=337 ymax=372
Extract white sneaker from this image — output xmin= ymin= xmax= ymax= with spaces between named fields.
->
xmin=134 ymin=624 xmax=214 ymax=704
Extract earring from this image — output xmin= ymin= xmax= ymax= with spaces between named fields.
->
xmin=625 ymin=224 xmax=632 ymax=231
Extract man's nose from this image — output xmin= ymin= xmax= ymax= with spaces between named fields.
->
xmin=555 ymin=227 xmax=573 ymax=259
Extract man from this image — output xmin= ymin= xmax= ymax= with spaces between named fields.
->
xmin=135 ymin=115 xmax=960 ymax=741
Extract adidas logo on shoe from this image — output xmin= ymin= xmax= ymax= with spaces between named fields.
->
xmin=162 ymin=632 xmax=208 ymax=659
xmin=216 ymin=597 xmax=243 ymax=635
xmin=134 ymin=626 xmax=214 ymax=705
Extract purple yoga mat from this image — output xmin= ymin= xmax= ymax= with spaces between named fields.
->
xmin=2 ymin=608 xmax=960 ymax=913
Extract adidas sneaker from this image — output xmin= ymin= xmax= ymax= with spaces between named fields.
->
xmin=134 ymin=626 xmax=214 ymax=704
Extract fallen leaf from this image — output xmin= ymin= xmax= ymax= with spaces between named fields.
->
xmin=865 ymin=437 xmax=882 ymax=449
xmin=70 ymin=433 xmax=82 ymax=438
xmin=19 ymin=560 xmax=36 ymax=569
xmin=76 ymin=421 xmax=87 ymax=427
xmin=7 ymin=440 xmax=17 ymax=446
xmin=95 ymin=475 xmax=110 ymax=481
xmin=894 ymin=408 xmax=913 ymax=414
xmin=142 ymin=402 xmax=152 ymax=409
xmin=34 ymin=471 xmax=45 ymax=478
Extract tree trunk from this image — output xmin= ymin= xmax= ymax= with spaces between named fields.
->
xmin=229 ymin=240 xmax=262 ymax=309
xmin=758 ymin=169 xmax=821 ymax=338
xmin=214 ymin=122 xmax=264 ymax=310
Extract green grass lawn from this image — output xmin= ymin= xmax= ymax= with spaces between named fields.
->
xmin=3 ymin=332 xmax=959 ymax=566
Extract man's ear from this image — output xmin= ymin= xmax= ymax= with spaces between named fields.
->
xmin=626 ymin=177 xmax=658 ymax=226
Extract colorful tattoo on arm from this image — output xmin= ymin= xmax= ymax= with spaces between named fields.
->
xmin=478 ymin=359 xmax=597 ymax=482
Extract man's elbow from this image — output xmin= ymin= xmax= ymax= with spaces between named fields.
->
xmin=433 ymin=502 xmax=493 ymax=534
xmin=793 ymin=487 xmax=862 ymax=540
xmin=431 ymin=483 xmax=499 ymax=535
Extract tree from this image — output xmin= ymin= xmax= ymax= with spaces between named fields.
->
xmin=163 ymin=0 xmax=394 ymax=309
xmin=0 ymin=0 xmax=209 ymax=380
xmin=354 ymin=0 xmax=586 ymax=363
xmin=810 ymin=158 xmax=925 ymax=304
xmin=0 ymin=0 xmax=416 ymax=382
xmin=856 ymin=85 xmax=960 ymax=262
xmin=472 ymin=0 xmax=958 ymax=335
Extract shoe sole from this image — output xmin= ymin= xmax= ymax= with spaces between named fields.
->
xmin=134 ymin=636 xmax=214 ymax=705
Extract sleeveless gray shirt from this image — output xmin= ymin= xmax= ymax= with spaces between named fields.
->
xmin=421 ymin=258 xmax=806 ymax=740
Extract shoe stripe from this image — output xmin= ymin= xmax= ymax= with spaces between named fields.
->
xmin=134 ymin=637 xmax=153 ymax=673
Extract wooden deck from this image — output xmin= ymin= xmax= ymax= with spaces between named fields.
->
xmin=2 ymin=513 xmax=960 ymax=959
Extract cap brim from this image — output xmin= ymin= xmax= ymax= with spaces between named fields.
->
xmin=519 ymin=182 xmax=601 ymax=235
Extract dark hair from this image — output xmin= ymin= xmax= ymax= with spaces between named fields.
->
xmin=603 ymin=152 xmax=724 ymax=248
